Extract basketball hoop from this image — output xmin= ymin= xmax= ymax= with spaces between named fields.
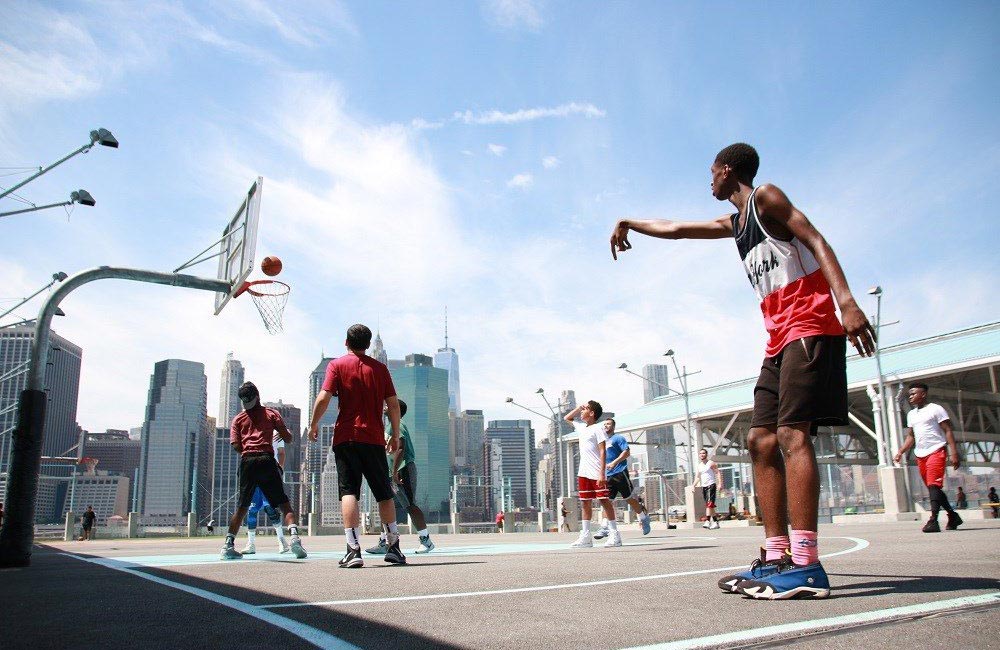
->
xmin=236 ymin=280 xmax=289 ymax=334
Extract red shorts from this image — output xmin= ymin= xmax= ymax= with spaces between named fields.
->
xmin=578 ymin=476 xmax=609 ymax=500
xmin=917 ymin=447 xmax=946 ymax=487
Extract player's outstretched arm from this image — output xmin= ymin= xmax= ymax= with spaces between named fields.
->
xmin=308 ymin=391 xmax=332 ymax=441
xmin=754 ymin=184 xmax=876 ymax=357
xmin=610 ymin=216 xmax=733 ymax=260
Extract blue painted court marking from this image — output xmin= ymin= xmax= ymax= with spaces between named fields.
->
xmin=74 ymin=537 xmax=677 ymax=568
xmin=61 ymin=553 xmax=359 ymax=650
xmin=261 ymin=536 xmax=870 ymax=609
xmin=622 ymin=591 xmax=1000 ymax=650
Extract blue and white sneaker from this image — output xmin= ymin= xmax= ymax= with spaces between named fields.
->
xmin=737 ymin=560 xmax=830 ymax=600
xmin=414 ymin=534 xmax=435 ymax=554
xmin=640 ymin=515 xmax=651 ymax=536
xmin=717 ymin=548 xmax=792 ymax=592
xmin=593 ymin=526 xmax=610 ymax=540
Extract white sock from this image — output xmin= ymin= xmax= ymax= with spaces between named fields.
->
xmin=275 ymin=525 xmax=286 ymax=542
xmin=417 ymin=528 xmax=428 ymax=537
xmin=288 ymin=524 xmax=299 ymax=537
xmin=600 ymin=518 xmax=608 ymax=529
xmin=608 ymin=520 xmax=618 ymax=531
xmin=582 ymin=520 xmax=591 ymax=534
xmin=345 ymin=527 xmax=360 ymax=549
xmin=247 ymin=530 xmax=256 ymax=544
xmin=387 ymin=521 xmax=399 ymax=535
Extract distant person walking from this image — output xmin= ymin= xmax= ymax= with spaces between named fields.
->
xmin=988 ymin=487 xmax=999 ymax=519
xmin=207 ymin=519 xmax=215 ymax=535
xmin=955 ymin=487 xmax=968 ymax=510
xmin=309 ymin=324 xmax=405 ymax=568
xmin=594 ymin=419 xmax=652 ymax=539
xmin=894 ymin=383 xmax=962 ymax=533
xmin=694 ymin=448 xmax=724 ymax=529
xmin=495 ymin=511 xmax=505 ymax=533
xmin=79 ymin=506 xmax=96 ymax=541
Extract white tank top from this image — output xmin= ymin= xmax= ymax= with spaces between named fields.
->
xmin=699 ymin=461 xmax=716 ymax=486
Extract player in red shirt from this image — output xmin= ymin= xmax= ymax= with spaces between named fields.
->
xmin=221 ymin=382 xmax=306 ymax=560
xmin=309 ymin=324 xmax=406 ymax=568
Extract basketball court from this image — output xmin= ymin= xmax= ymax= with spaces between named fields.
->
xmin=4 ymin=520 xmax=998 ymax=649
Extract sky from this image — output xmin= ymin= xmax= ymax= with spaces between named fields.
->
xmin=1 ymin=1 xmax=998 ymax=439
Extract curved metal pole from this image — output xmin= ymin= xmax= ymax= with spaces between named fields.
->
xmin=1 ymin=266 xmax=230 ymax=567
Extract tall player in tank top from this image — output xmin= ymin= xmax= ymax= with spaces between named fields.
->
xmin=609 ymin=143 xmax=876 ymax=599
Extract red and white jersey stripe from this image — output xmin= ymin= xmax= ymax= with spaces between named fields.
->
xmin=732 ymin=187 xmax=844 ymax=356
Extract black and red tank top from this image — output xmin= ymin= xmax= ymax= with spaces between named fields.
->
xmin=732 ymin=187 xmax=844 ymax=357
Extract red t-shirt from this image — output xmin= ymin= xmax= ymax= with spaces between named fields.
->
xmin=322 ymin=353 xmax=396 ymax=446
xmin=230 ymin=406 xmax=289 ymax=456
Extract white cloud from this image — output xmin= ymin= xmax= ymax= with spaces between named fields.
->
xmin=455 ymin=101 xmax=605 ymax=125
xmin=507 ymin=172 xmax=533 ymax=189
xmin=460 ymin=149 xmax=474 ymax=157
xmin=482 ymin=0 xmax=544 ymax=31
xmin=209 ymin=0 xmax=359 ymax=45
xmin=411 ymin=117 xmax=444 ymax=130
xmin=487 ymin=143 xmax=507 ymax=156
xmin=542 ymin=155 xmax=560 ymax=169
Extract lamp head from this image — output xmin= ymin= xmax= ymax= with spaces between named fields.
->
xmin=70 ymin=190 xmax=95 ymax=206
xmin=505 ymin=397 xmax=513 ymax=403
xmin=868 ymin=286 xmax=882 ymax=296
xmin=618 ymin=363 xmax=627 ymax=369
xmin=535 ymin=388 xmax=544 ymax=394
xmin=90 ymin=128 xmax=119 ymax=148
xmin=53 ymin=272 xmax=68 ymax=282
xmin=664 ymin=349 xmax=675 ymax=357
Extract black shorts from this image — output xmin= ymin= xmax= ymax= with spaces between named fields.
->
xmin=238 ymin=453 xmax=289 ymax=509
xmin=702 ymin=484 xmax=717 ymax=507
xmin=334 ymin=442 xmax=394 ymax=502
xmin=751 ymin=335 xmax=848 ymax=433
xmin=607 ymin=471 xmax=633 ymax=499
xmin=394 ymin=463 xmax=417 ymax=508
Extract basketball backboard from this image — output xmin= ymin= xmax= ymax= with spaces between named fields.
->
xmin=214 ymin=177 xmax=262 ymax=314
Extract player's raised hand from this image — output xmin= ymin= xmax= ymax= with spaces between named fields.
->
xmin=610 ymin=219 xmax=632 ymax=260
xmin=841 ymin=303 xmax=876 ymax=357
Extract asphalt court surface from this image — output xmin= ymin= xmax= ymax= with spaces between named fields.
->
xmin=3 ymin=520 xmax=999 ymax=649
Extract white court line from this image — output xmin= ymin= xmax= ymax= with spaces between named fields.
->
xmin=60 ymin=553 xmax=359 ymax=650
xmin=262 ymin=536 xmax=870 ymax=609
xmin=623 ymin=591 xmax=1000 ymax=650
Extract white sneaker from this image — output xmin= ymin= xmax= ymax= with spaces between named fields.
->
xmin=278 ymin=538 xmax=290 ymax=554
xmin=702 ymin=522 xmax=711 ymax=529
xmin=603 ymin=532 xmax=622 ymax=547
xmin=240 ymin=542 xmax=256 ymax=555
xmin=570 ymin=533 xmax=593 ymax=548
xmin=710 ymin=520 xmax=721 ymax=530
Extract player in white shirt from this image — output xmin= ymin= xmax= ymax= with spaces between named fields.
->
xmin=242 ymin=435 xmax=291 ymax=554
xmin=694 ymin=448 xmax=724 ymax=529
xmin=565 ymin=400 xmax=621 ymax=548
xmin=893 ymin=382 xmax=962 ymax=533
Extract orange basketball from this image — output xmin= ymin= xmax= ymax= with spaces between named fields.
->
xmin=261 ymin=256 xmax=282 ymax=276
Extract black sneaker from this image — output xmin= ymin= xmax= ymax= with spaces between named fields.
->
xmin=945 ymin=511 xmax=963 ymax=530
xmin=384 ymin=535 xmax=407 ymax=565
xmin=922 ymin=518 xmax=941 ymax=533
xmin=338 ymin=544 xmax=364 ymax=568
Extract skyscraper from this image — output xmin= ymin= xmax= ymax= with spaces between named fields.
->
xmin=137 ymin=359 xmax=211 ymax=523
xmin=264 ymin=399 xmax=302 ymax=512
xmin=80 ymin=430 xmax=141 ymax=478
xmin=433 ymin=310 xmax=461 ymax=415
xmin=372 ymin=330 xmax=388 ymax=365
xmin=390 ymin=354 xmax=450 ymax=521
xmin=451 ymin=409 xmax=484 ymax=475
xmin=641 ymin=364 xmax=677 ymax=473
xmin=484 ymin=419 xmax=536 ymax=509
xmin=210 ymin=427 xmax=240 ymax=523
xmin=0 ymin=325 xmax=83 ymax=476
xmin=218 ymin=352 xmax=244 ymax=426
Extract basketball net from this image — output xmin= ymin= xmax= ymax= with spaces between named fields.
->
xmin=237 ymin=280 xmax=290 ymax=334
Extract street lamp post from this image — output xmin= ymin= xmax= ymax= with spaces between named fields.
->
xmin=867 ymin=286 xmax=892 ymax=466
xmin=1 ymin=128 xmax=118 ymax=201
xmin=507 ymin=395 xmax=566 ymax=504
xmin=536 ymin=388 xmax=567 ymax=499
xmin=0 ymin=190 xmax=98 ymax=219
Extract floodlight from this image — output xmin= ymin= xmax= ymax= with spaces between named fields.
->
xmin=868 ymin=286 xmax=882 ymax=296
xmin=71 ymin=190 xmax=95 ymax=206
xmin=90 ymin=128 xmax=119 ymax=148
xmin=618 ymin=363 xmax=627 ymax=369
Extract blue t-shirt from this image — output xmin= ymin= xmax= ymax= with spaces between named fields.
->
xmin=605 ymin=434 xmax=629 ymax=476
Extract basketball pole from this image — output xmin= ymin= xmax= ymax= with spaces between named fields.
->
xmin=0 ymin=267 xmax=230 ymax=567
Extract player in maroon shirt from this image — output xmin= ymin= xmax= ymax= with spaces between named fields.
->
xmin=309 ymin=324 xmax=405 ymax=568
xmin=221 ymin=382 xmax=306 ymax=560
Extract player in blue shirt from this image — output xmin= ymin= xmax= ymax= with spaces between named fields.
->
xmin=595 ymin=419 xmax=652 ymax=539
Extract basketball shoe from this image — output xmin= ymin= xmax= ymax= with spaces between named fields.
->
xmin=717 ymin=548 xmax=792 ymax=593
xmin=737 ymin=561 xmax=830 ymax=600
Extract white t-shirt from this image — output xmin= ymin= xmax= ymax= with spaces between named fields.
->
xmin=575 ymin=421 xmax=608 ymax=480
xmin=273 ymin=436 xmax=285 ymax=466
xmin=698 ymin=460 xmax=718 ymax=487
xmin=906 ymin=403 xmax=950 ymax=458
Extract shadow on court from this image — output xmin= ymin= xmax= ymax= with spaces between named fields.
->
xmin=0 ymin=545 xmax=465 ymax=650
xmin=646 ymin=545 xmax=719 ymax=552
xmin=827 ymin=573 xmax=1000 ymax=599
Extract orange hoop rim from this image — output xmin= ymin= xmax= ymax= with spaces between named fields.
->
xmin=235 ymin=279 xmax=290 ymax=298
